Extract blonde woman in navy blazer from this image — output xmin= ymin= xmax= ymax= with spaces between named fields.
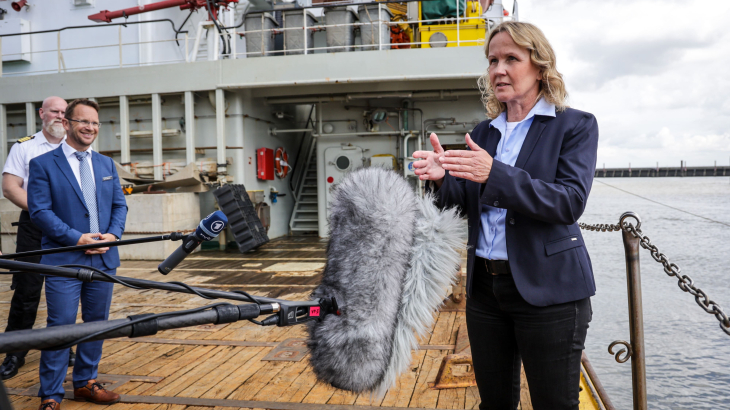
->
xmin=414 ymin=22 xmax=599 ymax=410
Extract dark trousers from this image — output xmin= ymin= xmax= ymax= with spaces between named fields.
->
xmin=467 ymin=259 xmax=591 ymax=410
xmin=4 ymin=211 xmax=44 ymax=359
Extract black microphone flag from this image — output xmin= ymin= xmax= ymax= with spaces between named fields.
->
xmin=307 ymin=167 xmax=465 ymax=396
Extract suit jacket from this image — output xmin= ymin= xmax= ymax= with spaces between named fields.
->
xmin=434 ymin=108 xmax=599 ymax=306
xmin=28 ymin=146 xmax=127 ymax=269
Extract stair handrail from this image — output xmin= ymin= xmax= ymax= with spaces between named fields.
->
xmin=289 ymin=134 xmax=317 ymax=232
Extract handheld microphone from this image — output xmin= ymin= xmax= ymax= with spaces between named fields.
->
xmin=157 ymin=211 xmax=228 ymax=275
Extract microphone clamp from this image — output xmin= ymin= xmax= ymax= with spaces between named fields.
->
xmin=270 ymin=297 xmax=340 ymax=327
xmin=169 ymin=232 xmax=186 ymax=241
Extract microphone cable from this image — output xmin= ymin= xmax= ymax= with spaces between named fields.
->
xmin=57 ymin=264 xmax=267 ymax=325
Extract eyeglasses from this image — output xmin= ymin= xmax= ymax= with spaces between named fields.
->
xmin=67 ymin=118 xmax=102 ymax=128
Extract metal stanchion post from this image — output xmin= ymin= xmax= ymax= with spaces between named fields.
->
xmin=621 ymin=218 xmax=648 ymax=410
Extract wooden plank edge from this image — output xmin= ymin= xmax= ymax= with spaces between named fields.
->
xmin=6 ymin=390 xmax=459 ymax=410
xmin=110 ymin=337 xmax=455 ymax=351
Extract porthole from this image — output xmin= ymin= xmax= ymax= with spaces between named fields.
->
xmin=335 ymin=155 xmax=351 ymax=171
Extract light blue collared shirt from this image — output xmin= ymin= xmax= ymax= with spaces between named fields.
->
xmin=476 ymin=97 xmax=556 ymax=260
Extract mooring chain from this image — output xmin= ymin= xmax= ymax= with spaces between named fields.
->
xmin=577 ymin=222 xmax=623 ymax=232
xmin=579 ymin=215 xmax=730 ymax=336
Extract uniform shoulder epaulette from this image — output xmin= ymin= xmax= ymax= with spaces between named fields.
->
xmin=16 ymin=135 xmax=35 ymax=144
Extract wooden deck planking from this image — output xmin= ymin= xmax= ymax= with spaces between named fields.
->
xmin=250 ymin=358 xmax=309 ymax=402
xmin=147 ymin=346 xmax=242 ymax=397
xmin=436 ymin=387 xmax=466 ymax=410
xmin=408 ymin=350 xmax=449 ymax=408
xmin=379 ymin=350 xmax=427 ymax=408
xmin=300 ymin=380 xmax=337 ymax=405
xmin=200 ymin=348 xmax=270 ymax=399
xmin=326 ymin=389 xmax=359 ymax=405
xmin=2 ymin=237 xmax=486 ymax=410
xmin=429 ymin=312 xmax=457 ymax=346
xmin=273 ymin=364 xmax=319 ymax=404
xmin=108 ymin=344 xmax=186 ymax=376
xmin=126 ymin=345 xmax=198 ymax=376
xmin=464 ymin=387 xmax=480 ymax=409
xmin=181 ymin=347 xmax=268 ymax=399
xmin=228 ymin=360 xmax=289 ymax=401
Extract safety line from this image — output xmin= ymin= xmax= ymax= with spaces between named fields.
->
xmin=594 ymin=180 xmax=730 ymax=228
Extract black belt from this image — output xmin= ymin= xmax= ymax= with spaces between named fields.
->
xmin=477 ymin=257 xmax=511 ymax=275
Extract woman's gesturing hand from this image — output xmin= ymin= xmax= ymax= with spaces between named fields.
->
xmin=412 ymin=133 xmax=446 ymax=182
xmin=440 ymin=133 xmax=493 ymax=184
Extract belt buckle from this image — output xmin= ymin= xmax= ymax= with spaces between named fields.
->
xmin=484 ymin=259 xmax=498 ymax=276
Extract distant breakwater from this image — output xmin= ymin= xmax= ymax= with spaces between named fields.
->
xmin=596 ymin=165 xmax=730 ymax=178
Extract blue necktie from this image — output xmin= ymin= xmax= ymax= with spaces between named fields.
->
xmin=74 ymin=151 xmax=99 ymax=234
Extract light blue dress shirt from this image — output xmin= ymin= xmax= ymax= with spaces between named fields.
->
xmin=475 ymin=97 xmax=556 ymax=261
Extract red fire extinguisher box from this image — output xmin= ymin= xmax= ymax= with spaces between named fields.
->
xmin=257 ymin=148 xmax=275 ymax=180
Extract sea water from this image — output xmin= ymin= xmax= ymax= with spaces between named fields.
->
xmin=581 ymin=177 xmax=730 ymax=410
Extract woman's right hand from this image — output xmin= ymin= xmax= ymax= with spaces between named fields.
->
xmin=412 ymin=133 xmax=445 ymax=184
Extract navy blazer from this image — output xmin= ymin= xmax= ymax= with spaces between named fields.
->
xmin=434 ymin=108 xmax=599 ymax=306
xmin=28 ymin=146 xmax=128 ymax=269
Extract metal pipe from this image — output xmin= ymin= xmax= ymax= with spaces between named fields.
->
xmin=151 ymin=93 xmax=163 ymax=180
xmin=303 ymin=8 xmax=308 ymax=55
xmin=426 ymin=129 xmax=473 ymax=135
xmin=266 ymin=90 xmax=479 ymax=105
xmin=0 ymin=104 xmax=7 ymax=175
xmin=402 ymin=133 xmax=414 ymax=178
xmin=118 ymin=25 xmax=123 ymax=68
xmin=317 ymin=102 xmax=323 ymax=136
xmin=88 ymin=0 xmax=188 ymax=23
xmin=25 ymin=102 xmax=35 ymax=135
xmin=184 ymin=91 xmax=196 ymax=165
xmin=231 ymin=93 xmax=246 ymax=184
xmin=215 ymin=89 xmax=227 ymax=178
xmin=220 ymin=74 xmax=484 ymax=89
xmin=119 ymin=95 xmax=131 ymax=171
xmin=267 ymin=96 xmax=348 ymax=105
xmin=317 ymin=102 xmax=326 ymax=237
xmin=268 ymin=128 xmax=314 ymax=136
xmin=314 ymin=130 xmax=420 ymax=138
xmin=346 ymin=92 xmax=413 ymax=100
xmin=98 ymin=145 xmax=242 ymax=156
xmin=0 ymin=19 xmax=187 ymax=39
xmin=456 ymin=0 xmax=460 ymax=47
xmin=89 ymin=97 xmax=100 ymax=153
xmin=620 ymin=213 xmax=648 ymax=410
xmin=57 ymin=31 xmax=62 ymax=73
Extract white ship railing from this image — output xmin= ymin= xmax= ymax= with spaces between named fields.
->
xmin=0 ymin=0 xmax=515 ymax=77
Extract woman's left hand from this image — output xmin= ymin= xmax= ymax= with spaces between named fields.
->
xmin=440 ymin=133 xmax=494 ymax=184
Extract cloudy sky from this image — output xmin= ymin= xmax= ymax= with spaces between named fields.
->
xmin=507 ymin=0 xmax=730 ymax=168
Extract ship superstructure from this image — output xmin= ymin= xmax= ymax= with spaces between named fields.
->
xmin=0 ymin=0 xmax=515 ymax=239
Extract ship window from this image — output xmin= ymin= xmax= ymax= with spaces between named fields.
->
xmin=429 ymin=32 xmax=448 ymax=48
xmin=335 ymin=156 xmax=351 ymax=171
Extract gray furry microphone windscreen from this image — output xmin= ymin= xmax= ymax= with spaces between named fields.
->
xmin=307 ymin=167 xmax=465 ymax=396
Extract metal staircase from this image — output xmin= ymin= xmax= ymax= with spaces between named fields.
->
xmin=289 ymin=140 xmax=319 ymax=234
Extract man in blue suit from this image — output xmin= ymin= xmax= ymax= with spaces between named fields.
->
xmin=28 ymin=98 xmax=127 ymax=410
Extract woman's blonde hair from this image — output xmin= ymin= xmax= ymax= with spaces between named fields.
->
xmin=477 ymin=21 xmax=568 ymax=119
